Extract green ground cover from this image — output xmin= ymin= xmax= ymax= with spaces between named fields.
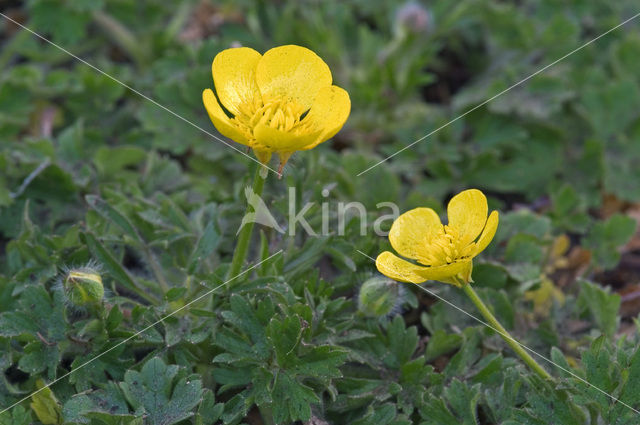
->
xmin=1 ymin=1 xmax=640 ymax=424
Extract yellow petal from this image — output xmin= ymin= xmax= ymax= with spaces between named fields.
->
xmin=253 ymin=122 xmax=321 ymax=152
xmin=439 ymin=261 xmax=473 ymax=286
xmin=376 ymin=251 xmax=472 ymax=285
xmin=389 ymin=208 xmax=443 ymax=262
xmin=255 ymin=45 xmax=332 ymax=111
xmin=212 ymin=47 xmax=261 ymax=115
xmin=474 ymin=210 xmax=499 ymax=255
xmin=299 ymin=85 xmax=351 ymax=150
xmin=421 ymin=261 xmax=472 ymax=283
xmin=202 ymin=89 xmax=248 ymax=145
xmin=375 ymin=251 xmax=431 ymax=284
xmin=447 ymin=189 xmax=488 ymax=247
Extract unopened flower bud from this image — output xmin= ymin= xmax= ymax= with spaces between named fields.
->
xmin=64 ymin=269 xmax=104 ymax=306
xmin=358 ymin=276 xmax=404 ymax=318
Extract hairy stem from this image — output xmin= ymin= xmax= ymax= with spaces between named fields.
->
xmin=226 ymin=165 xmax=267 ymax=282
xmin=461 ymin=283 xmax=552 ymax=380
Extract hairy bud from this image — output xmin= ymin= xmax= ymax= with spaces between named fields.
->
xmin=64 ymin=268 xmax=104 ymax=306
xmin=358 ymin=276 xmax=405 ymax=318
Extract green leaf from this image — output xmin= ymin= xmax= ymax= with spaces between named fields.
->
xmin=612 ymin=346 xmax=640 ymax=422
xmin=106 ymin=305 xmax=124 ymax=332
xmin=291 ymin=346 xmax=347 ymax=379
xmin=444 ymin=329 xmax=483 ymax=379
xmin=93 ymin=146 xmax=146 ymax=177
xmin=267 ymin=316 xmax=302 ymax=367
xmin=425 ymin=330 xmax=463 ymax=362
xmin=164 ymin=287 xmax=187 ymax=302
xmin=68 ymin=345 xmax=132 ymax=392
xmin=120 ymin=357 xmax=203 ymax=425
xmin=550 ymin=347 xmax=573 ymax=378
xmin=584 ymin=214 xmax=637 ymax=269
xmin=577 ymin=280 xmax=621 ymax=336
xmin=580 ymin=79 xmax=640 ymax=138
xmin=483 ymin=367 xmax=523 ymax=423
xmin=0 ymin=311 xmax=39 ymax=337
xmin=29 ymin=0 xmax=91 ymax=44
xmin=0 ymin=405 xmax=32 ymax=425
xmin=82 ymin=232 xmax=147 ymax=299
xmin=419 ymin=398 xmax=459 ymax=425
xmin=400 ymin=356 xmax=433 ymax=387
xmin=283 ymin=237 xmax=329 ymax=276
xmin=211 ymin=365 xmax=253 ymax=392
xmin=224 ymin=294 xmax=269 ymax=356
xmin=271 ymin=371 xmax=319 ymax=424
xmin=30 ymin=382 xmax=62 ymax=425
xmin=581 ymin=336 xmax=617 ymax=410
xmin=351 ymin=403 xmax=401 ymax=425
xmin=384 ymin=316 xmax=418 ymax=368
xmin=549 ymin=184 xmax=591 ymax=232
xmin=471 ymin=264 xmax=508 ymax=290
xmin=18 ymin=341 xmax=59 ymax=379
xmin=188 ymin=220 xmax=220 ymax=273
xmin=505 ymin=234 xmax=545 ymax=264
xmin=194 ymin=390 xmax=224 ymax=425
xmin=444 ymin=379 xmax=481 ymax=425
xmin=85 ymin=195 xmax=142 ymax=242
xmin=63 ymin=382 xmax=133 ymax=424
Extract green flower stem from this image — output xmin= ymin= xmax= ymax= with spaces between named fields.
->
xmin=461 ymin=283 xmax=552 ymax=381
xmin=226 ymin=165 xmax=267 ymax=282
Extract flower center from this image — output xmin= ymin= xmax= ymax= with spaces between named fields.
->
xmin=419 ymin=225 xmax=476 ymax=266
xmin=231 ymin=94 xmax=312 ymax=146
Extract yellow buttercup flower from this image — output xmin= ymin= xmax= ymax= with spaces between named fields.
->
xmin=374 ymin=190 xmax=551 ymax=381
xmin=202 ymin=45 xmax=351 ymax=173
xmin=376 ymin=189 xmax=499 ymax=286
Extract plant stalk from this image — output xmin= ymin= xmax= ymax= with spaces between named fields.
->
xmin=226 ymin=165 xmax=267 ymax=282
xmin=461 ymin=283 xmax=552 ymax=380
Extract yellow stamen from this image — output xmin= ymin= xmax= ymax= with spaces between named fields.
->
xmin=418 ymin=225 xmax=476 ymax=266
xmin=231 ymin=93 xmax=312 ymax=148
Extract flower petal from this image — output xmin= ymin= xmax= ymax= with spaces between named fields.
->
xmin=474 ymin=210 xmax=499 ymax=255
xmin=416 ymin=260 xmax=472 ymax=283
xmin=299 ymin=85 xmax=351 ymax=150
xmin=202 ymin=89 xmax=248 ymax=145
xmin=376 ymin=251 xmax=472 ymax=285
xmin=439 ymin=261 xmax=473 ymax=286
xmin=389 ymin=207 xmax=443 ymax=262
xmin=375 ymin=251 xmax=431 ymax=284
xmin=211 ymin=47 xmax=261 ymax=115
xmin=255 ymin=45 xmax=332 ymax=111
xmin=253 ymin=122 xmax=321 ymax=153
xmin=447 ymin=189 xmax=488 ymax=247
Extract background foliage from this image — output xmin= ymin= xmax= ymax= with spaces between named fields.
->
xmin=1 ymin=0 xmax=640 ymax=424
